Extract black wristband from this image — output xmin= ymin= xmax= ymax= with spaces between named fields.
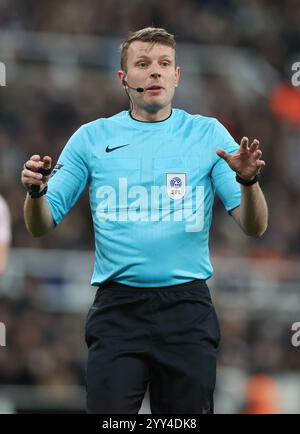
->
xmin=236 ymin=174 xmax=258 ymax=186
xmin=29 ymin=184 xmax=48 ymax=199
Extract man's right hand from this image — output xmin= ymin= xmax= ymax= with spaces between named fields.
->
xmin=21 ymin=155 xmax=52 ymax=194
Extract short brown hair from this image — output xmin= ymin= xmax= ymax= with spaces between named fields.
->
xmin=120 ymin=27 xmax=176 ymax=71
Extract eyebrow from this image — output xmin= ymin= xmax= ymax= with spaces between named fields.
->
xmin=135 ymin=55 xmax=173 ymax=60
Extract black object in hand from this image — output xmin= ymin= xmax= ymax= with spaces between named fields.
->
xmin=31 ymin=167 xmax=52 ymax=192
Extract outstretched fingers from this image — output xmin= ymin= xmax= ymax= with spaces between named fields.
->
xmin=216 ymin=148 xmax=230 ymax=161
xmin=249 ymin=139 xmax=260 ymax=152
xmin=256 ymin=159 xmax=266 ymax=169
xmin=252 ymin=149 xmax=262 ymax=160
xmin=240 ymin=137 xmax=249 ymax=150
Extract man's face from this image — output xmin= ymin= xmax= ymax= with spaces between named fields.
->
xmin=119 ymin=41 xmax=180 ymax=113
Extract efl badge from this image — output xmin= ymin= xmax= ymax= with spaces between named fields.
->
xmin=166 ymin=173 xmax=186 ymax=200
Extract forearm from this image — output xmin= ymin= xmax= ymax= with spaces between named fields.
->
xmin=24 ymin=194 xmax=55 ymax=237
xmin=239 ymin=183 xmax=268 ymax=237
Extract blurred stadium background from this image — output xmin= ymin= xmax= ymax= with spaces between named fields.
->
xmin=1 ymin=0 xmax=300 ymax=413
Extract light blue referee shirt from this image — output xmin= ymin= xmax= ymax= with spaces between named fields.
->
xmin=46 ymin=108 xmax=241 ymax=287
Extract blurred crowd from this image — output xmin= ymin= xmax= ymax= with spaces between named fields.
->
xmin=0 ymin=0 xmax=299 ymax=69
xmin=0 ymin=280 xmax=86 ymax=391
xmin=0 ymin=0 xmax=300 ymax=412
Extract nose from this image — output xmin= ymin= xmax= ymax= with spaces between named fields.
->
xmin=150 ymin=72 xmax=161 ymax=79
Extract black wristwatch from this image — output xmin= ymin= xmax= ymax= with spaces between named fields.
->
xmin=236 ymin=173 xmax=258 ymax=186
xmin=28 ymin=185 xmax=48 ymax=199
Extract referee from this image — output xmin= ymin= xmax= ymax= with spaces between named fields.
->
xmin=21 ymin=27 xmax=268 ymax=414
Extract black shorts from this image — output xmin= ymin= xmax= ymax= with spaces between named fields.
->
xmin=85 ymin=279 xmax=221 ymax=414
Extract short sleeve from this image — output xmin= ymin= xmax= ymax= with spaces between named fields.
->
xmin=211 ymin=120 xmax=241 ymax=213
xmin=46 ymin=126 xmax=90 ymax=225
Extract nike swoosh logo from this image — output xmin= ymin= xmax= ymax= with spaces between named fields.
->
xmin=105 ymin=144 xmax=130 ymax=153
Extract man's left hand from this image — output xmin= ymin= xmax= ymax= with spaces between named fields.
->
xmin=216 ymin=137 xmax=266 ymax=181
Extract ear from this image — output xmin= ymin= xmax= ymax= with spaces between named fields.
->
xmin=174 ymin=66 xmax=181 ymax=87
xmin=118 ymin=70 xmax=127 ymax=87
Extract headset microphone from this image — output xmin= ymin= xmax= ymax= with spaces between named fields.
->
xmin=123 ymin=79 xmax=144 ymax=93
